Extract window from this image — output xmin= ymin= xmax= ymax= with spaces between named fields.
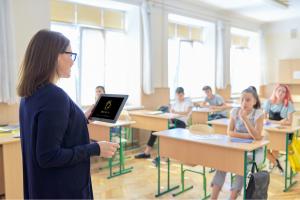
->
xmin=168 ymin=14 xmax=215 ymax=100
xmin=50 ymin=2 xmax=140 ymax=106
xmin=51 ymin=23 xmax=79 ymax=103
xmin=230 ymin=28 xmax=261 ymax=95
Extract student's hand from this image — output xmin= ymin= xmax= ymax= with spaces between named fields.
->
xmin=209 ymin=105 xmax=217 ymax=109
xmin=239 ymin=109 xmax=248 ymax=120
xmin=98 ymin=141 xmax=120 ymax=158
xmin=170 ymin=108 xmax=175 ymax=113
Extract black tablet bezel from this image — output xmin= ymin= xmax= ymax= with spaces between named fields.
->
xmin=89 ymin=94 xmax=128 ymax=123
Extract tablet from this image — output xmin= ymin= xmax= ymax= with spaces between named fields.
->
xmin=89 ymin=94 xmax=128 ymax=123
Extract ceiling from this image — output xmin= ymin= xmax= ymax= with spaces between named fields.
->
xmin=193 ymin=0 xmax=300 ymax=22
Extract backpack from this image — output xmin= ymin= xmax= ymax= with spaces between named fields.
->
xmin=246 ymin=162 xmax=270 ymax=199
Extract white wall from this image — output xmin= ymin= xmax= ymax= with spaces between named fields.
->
xmin=11 ymin=0 xmax=50 ymax=67
xmin=263 ymin=17 xmax=300 ymax=83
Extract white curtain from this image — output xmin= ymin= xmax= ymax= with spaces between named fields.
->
xmin=0 ymin=0 xmax=17 ymax=103
xmin=215 ymin=21 xmax=230 ymax=89
xmin=140 ymin=0 xmax=154 ymax=95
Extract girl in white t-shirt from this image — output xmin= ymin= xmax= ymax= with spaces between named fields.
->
xmin=211 ymin=87 xmax=264 ymax=200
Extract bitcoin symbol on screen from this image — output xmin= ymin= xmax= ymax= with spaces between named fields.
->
xmin=104 ymin=100 xmax=112 ymax=110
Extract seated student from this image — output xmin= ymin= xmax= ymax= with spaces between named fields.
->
xmin=201 ymin=85 xmax=227 ymax=120
xmin=95 ymin=85 xmax=105 ymax=101
xmin=211 ymin=87 xmax=264 ymax=200
xmin=263 ymin=84 xmax=295 ymax=173
xmin=135 ymin=87 xmax=193 ymax=159
xmin=84 ymin=85 xmax=106 ymax=118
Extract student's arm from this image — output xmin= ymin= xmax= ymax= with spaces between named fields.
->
xmin=36 ymin=91 xmax=100 ymax=169
xmin=240 ymin=111 xmax=264 ymax=140
xmin=209 ymin=95 xmax=227 ymax=109
xmin=280 ymin=112 xmax=293 ymax=126
xmin=172 ymin=106 xmax=192 ymax=116
xmin=227 ymin=116 xmax=253 ymax=139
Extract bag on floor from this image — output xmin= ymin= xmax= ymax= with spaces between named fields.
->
xmin=246 ymin=162 xmax=270 ymax=200
xmin=288 ymin=134 xmax=300 ymax=172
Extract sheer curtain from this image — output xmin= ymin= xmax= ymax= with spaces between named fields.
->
xmin=140 ymin=0 xmax=153 ymax=95
xmin=215 ymin=21 xmax=230 ymax=90
xmin=0 ymin=0 xmax=17 ymax=103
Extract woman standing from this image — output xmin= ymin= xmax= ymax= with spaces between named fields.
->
xmin=17 ymin=29 xmax=119 ymax=199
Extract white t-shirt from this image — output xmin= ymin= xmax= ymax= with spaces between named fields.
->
xmin=171 ymin=97 xmax=193 ymax=125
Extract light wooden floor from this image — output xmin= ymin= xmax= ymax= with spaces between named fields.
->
xmin=91 ymin=154 xmax=300 ymax=200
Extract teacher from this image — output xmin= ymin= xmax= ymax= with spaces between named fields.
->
xmin=17 ymin=29 xmax=119 ymax=199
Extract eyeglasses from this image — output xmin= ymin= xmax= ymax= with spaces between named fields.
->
xmin=64 ymin=51 xmax=77 ymax=61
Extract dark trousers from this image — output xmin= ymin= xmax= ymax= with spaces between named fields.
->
xmin=147 ymin=119 xmax=186 ymax=147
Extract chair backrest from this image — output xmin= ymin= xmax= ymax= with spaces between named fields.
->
xmin=189 ymin=124 xmax=214 ymax=135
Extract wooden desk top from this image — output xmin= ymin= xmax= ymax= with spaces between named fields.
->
xmin=264 ymin=125 xmax=300 ymax=133
xmin=208 ymin=119 xmax=300 ymax=134
xmin=0 ymin=132 xmax=20 ymax=145
xmin=192 ymin=107 xmax=227 ymax=113
xmin=207 ymin=118 xmax=229 ymax=125
xmin=89 ymin=120 xmax=136 ymax=128
xmin=128 ymin=110 xmax=181 ymax=119
xmin=153 ymin=128 xmax=269 ymax=152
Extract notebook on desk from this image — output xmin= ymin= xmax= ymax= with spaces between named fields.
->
xmin=230 ymin=137 xmax=253 ymax=143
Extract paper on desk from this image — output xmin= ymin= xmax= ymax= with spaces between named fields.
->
xmin=146 ymin=111 xmax=163 ymax=115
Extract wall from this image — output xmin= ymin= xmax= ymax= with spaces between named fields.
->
xmin=0 ymin=0 xmax=50 ymax=124
xmin=263 ymin=17 xmax=300 ymax=84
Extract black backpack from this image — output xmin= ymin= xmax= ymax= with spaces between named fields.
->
xmin=246 ymin=162 xmax=270 ymax=199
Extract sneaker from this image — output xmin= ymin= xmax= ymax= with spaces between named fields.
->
xmin=134 ymin=152 xmax=150 ymax=159
xmin=152 ymin=157 xmax=159 ymax=166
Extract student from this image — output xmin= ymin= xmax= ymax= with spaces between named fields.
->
xmin=95 ymin=85 xmax=105 ymax=102
xmin=17 ymin=30 xmax=119 ymax=199
xmin=211 ymin=87 xmax=264 ymax=200
xmin=202 ymin=85 xmax=227 ymax=120
xmin=85 ymin=86 xmax=105 ymax=118
xmin=263 ymin=84 xmax=295 ymax=173
xmin=134 ymin=87 xmax=193 ymax=159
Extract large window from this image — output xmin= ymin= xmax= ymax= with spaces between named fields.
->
xmin=230 ymin=28 xmax=261 ymax=95
xmin=168 ymin=14 xmax=215 ymax=100
xmin=50 ymin=3 xmax=140 ymax=106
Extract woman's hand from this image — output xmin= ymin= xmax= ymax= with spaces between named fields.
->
xmin=84 ymin=105 xmax=94 ymax=119
xmin=97 ymin=141 xmax=120 ymax=158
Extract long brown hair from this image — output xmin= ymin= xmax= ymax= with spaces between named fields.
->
xmin=17 ymin=29 xmax=70 ymax=97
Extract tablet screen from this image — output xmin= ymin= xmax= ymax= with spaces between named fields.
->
xmin=89 ymin=94 xmax=128 ymax=123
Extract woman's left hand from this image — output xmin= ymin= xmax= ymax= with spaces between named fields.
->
xmin=84 ymin=105 xmax=94 ymax=119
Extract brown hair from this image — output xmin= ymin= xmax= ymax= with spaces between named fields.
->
xmin=17 ymin=29 xmax=70 ymax=97
xmin=242 ymin=86 xmax=261 ymax=109
xmin=95 ymin=86 xmax=105 ymax=94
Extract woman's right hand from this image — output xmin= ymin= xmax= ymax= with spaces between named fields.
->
xmin=97 ymin=141 xmax=120 ymax=158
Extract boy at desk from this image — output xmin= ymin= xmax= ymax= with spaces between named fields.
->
xmin=200 ymin=85 xmax=227 ymax=120
xmin=134 ymin=87 xmax=193 ymax=160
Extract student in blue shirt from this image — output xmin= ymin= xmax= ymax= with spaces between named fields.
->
xmin=263 ymin=84 xmax=295 ymax=173
xmin=17 ymin=30 xmax=119 ymax=199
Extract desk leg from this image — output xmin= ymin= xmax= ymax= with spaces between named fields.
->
xmin=283 ymin=133 xmax=297 ymax=192
xmin=243 ymin=151 xmax=248 ymax=200
xmin=108 ymin=127 xmax=133 ymax=179
xmin=155 ymin=137 xmax=179 ymax=197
